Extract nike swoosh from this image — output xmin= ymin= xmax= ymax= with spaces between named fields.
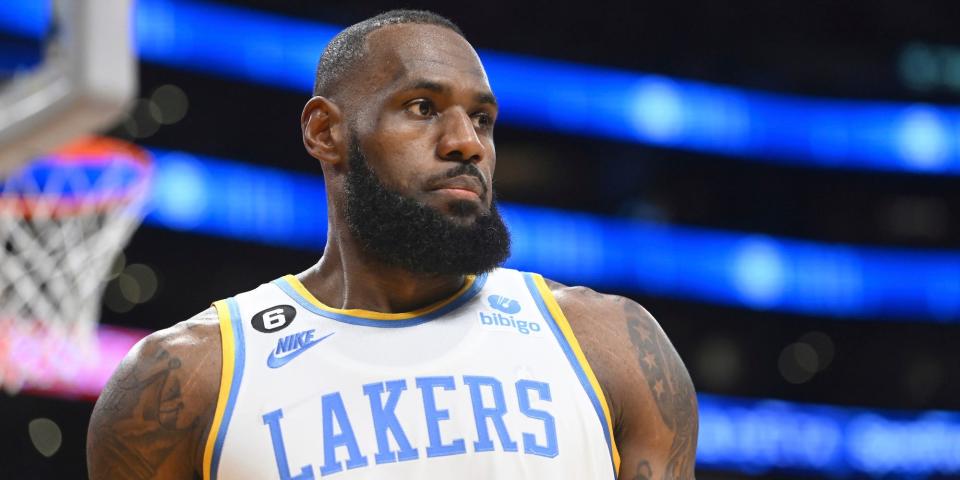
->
xmin=266 ymin=332 xmax=335 ymax=369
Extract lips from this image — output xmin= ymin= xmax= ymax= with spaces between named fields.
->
xmin=429 ymin=175 xmax=485 ymax=199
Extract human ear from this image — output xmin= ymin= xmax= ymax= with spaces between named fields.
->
xmin=301 ymin=96 xmax=345 ymax=165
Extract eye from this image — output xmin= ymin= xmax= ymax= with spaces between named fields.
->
xmin=473 ymin=112 xmax=494 ymax=129
xmin=405 ymin=99 xmax=436 ymax=117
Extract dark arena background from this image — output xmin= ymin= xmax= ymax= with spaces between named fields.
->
xmin=2 ymin=1 xmax=960 ymax=478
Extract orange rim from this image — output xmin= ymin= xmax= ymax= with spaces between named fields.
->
xmin=0 ymin=136 xmax=153 ymax=218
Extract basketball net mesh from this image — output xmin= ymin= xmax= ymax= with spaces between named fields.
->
xmin=0 ymin=137 xmax=151 ymax=394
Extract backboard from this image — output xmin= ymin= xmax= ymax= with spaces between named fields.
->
xmin=0 ymin=0 xmax=137 ymax=176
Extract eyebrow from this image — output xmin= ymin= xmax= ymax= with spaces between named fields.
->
xmin=407 ymin=79 xmax=498 ymax=107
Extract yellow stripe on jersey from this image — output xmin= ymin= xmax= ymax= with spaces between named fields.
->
xmin=280 ymin=274 xmax=477 ymax=320
xmin=203 ymin=300 xmax=236 ymax=480
xmin=532 ymin=274 xmax=621 ymax=475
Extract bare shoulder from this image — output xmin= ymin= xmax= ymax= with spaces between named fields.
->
xmin=545 ymin=278 xmax=639 ymax=338
xmin=87 ymin=307 xmax=222 ymax=480
xmin=544 ymin=278 xmax=649 ymax=404
xmin=546 ymin=278 xmax=698 ymax=480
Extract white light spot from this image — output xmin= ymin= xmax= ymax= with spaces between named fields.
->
xmin=122 ymin=98 xmax=162 ymax=139
xmin=151 ymin=153 xmax=208 ymax=229
xmin=28 ymin=418 xmax=62 ymax=458
xmin=117 ymin=272 xmax=142 ymax=303
xmin=695 ymin=336 xmax=742 ymax=390
xmin=779 ymin=342 xmax=819 ymax=384
xmin=104 ymin=280 xmax=135 ymax=314
xmin=631 ymin=77 xmax=683 ymax=143
xmin=125 ymin=263 xmax=159 ymax=303
xmin=733 ymin=237 xmax=786 ymax=308
xmin=897 ymin=106 xmax=950 ymax=171
xmin=150 ymin=84 xmax=189 ymax=125
xmin=798 ymin=331 xmax=835 ymax=371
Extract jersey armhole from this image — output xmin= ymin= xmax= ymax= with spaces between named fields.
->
xmin=202 ymin=299 xmax=245 ymax=480
xmin=524 ymin=273 xmax=622 ymax=477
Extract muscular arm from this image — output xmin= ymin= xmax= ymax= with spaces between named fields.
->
xmin=87 ymin=308 xmax=222 ymax=479
xmin=550 ymin=282 xmax=698 ymax=480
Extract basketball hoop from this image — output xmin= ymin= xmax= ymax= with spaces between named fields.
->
xmin=0 ymin=136 xmax=152 ymax=394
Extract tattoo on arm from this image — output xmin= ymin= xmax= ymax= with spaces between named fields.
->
xmin=89 ymin=344 xmax=203 ymax=479
xmin=632 ymin=460 xmax=653 ymax=480
xmin=623 ymin=300 xmax=698 ymax=479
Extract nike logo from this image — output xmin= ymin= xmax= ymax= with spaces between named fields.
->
xmin=267 ymin=329 xmax=334 ymax=369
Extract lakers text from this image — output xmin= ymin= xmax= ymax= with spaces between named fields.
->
xmin=261 ymin=375 xmax=558 ymax=477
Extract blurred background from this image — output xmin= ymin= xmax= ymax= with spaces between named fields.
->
xmin=2 ymin=0 xmax=960 ymax=478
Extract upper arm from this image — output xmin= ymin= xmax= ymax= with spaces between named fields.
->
xmin=87 ymin=308 xmax=222 ymax=480
xmin=550 ymin=282 xmax=698 ymax=480
xmin=616 ymin=299 xmax=698 ymax=480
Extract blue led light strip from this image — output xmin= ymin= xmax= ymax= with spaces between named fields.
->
xmin=145 ymin=149 xmax=960 ymax=322
xmin=697 ymin=393 xmax=960 ymax=477
xmin=2 ymin=0 xmax=960 ymax=174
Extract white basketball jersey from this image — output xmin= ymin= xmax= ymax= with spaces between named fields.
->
xmin=201 ymin=268 xmax=620 ymax=480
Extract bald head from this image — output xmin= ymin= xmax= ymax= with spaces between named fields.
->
xmin=313 ymin=10 xmax=465 ymax=99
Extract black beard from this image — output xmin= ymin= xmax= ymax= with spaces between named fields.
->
xmin=343 ymin=139 xmax=510 ymax=276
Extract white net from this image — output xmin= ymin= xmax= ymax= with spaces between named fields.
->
xmin=0 ymin=137 xmax=151 ymax=394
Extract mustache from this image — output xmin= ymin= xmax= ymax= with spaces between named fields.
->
xmin=428 ymin=163 xmax=489 ymax=198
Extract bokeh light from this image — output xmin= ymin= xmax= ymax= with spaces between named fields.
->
xmin=27 ymin=418 xmax=62 ymax=458
xmin=150 ymin=84 xmax=189 ymax=125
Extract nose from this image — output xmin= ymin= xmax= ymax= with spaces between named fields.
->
xmin=437 ymin=109 xmax=484 ymax=163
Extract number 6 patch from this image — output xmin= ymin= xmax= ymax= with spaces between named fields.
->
xmin=252 ymin=305 xmax=297 ymax=333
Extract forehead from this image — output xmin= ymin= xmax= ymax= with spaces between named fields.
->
xmin=362 ymin=23 xmax=490 ymax=93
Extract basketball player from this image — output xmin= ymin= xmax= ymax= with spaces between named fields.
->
xmin=87 ymin=10 xmax=697 ymax=480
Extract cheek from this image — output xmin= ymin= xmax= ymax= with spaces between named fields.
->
xmin=485 ymin=144 xmax=496 ymax=175
xmin=481 ymin=144 xmax=496 ymax=189
xmin=367 ymin=118 xmax=438 ymax=189
xmin=387 ymin=163 xmax=424 ymax=194
xmin=364 ymin=142 xmax=430 ymax=193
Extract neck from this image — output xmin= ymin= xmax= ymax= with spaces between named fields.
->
xmin=297 ymin=232 xmax=468 ymax=314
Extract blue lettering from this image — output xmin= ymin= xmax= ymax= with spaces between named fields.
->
xmin=416 ymin=376 xmax=466 ymax=457
xmin=262 ymin=409 xmax=315 ymax=479
xmin=516 ymin=380 xmax=559 ymax=458
xmin=362 ymin=380 xmax=419 ymax=464
xmin=319 ymin=392 xmax=369 ymax=476
xmin=463 ymin=376 xmax=518 ymax=453
xmin=275 ymin=330 xmax=318 ymax=355
xmin=479 ymin=314 xmax=541 ymax=335
xmin=277 ymin=335 xmax=295 ymax=354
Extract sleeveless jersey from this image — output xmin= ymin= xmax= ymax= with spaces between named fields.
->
xmin=201 ymin=268 xmax=620 ymax=480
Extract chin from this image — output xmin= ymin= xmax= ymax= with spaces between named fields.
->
xmin=446 ymin=198 xmax=483 ymax=216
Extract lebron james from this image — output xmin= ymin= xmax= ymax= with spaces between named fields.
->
xmin=88 ymin=10 xmax=698 ymax=480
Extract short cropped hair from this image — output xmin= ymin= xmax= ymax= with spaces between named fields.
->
xmin=313 ymin=10 xmax=465 ymax=97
